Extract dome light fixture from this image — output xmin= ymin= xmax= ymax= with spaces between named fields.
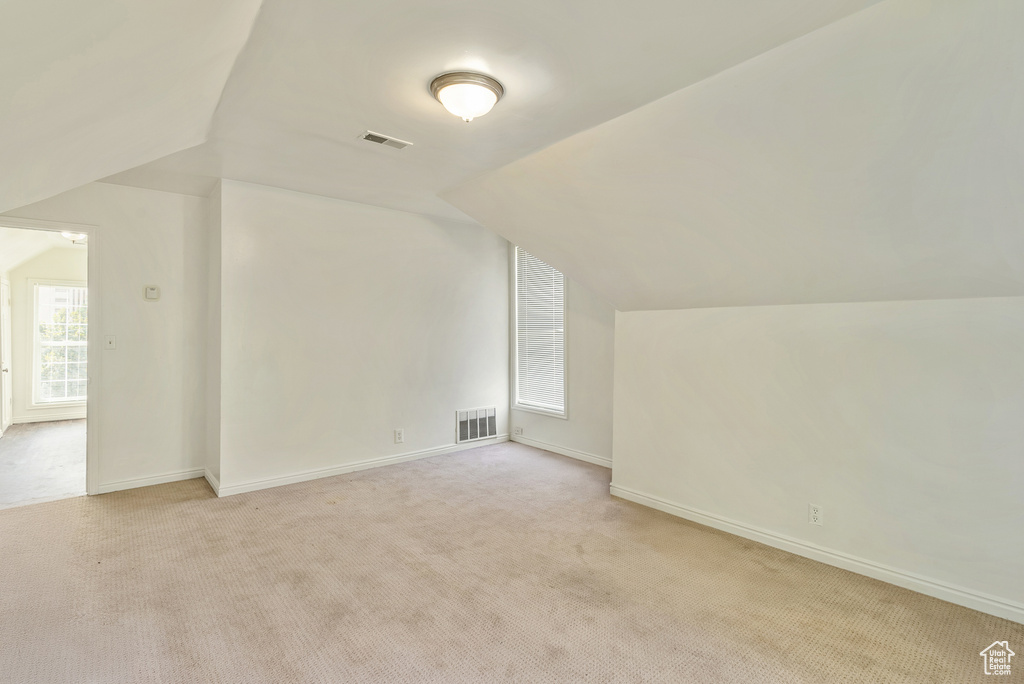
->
xmin=430 ymin=71 xmax=504 ymax=122
xmin=60 ymin=231 xmax=87 ymax=242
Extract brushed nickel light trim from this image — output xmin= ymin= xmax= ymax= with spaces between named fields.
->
xmin=429 ymin=71 xmax=505 ymax=122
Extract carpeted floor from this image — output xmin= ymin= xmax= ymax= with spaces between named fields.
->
xmin=0 ymin=419 xmax=86 ymax=509
xmin=0 ymin=442 xmax=1019 ymax=683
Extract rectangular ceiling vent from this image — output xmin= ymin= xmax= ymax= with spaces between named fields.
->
xmin=360 ymin=130 xmax=413 ymax=150
xmin=457 ymin=407 xmax=497 ymax=444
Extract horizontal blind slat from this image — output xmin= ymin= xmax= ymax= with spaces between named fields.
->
xmin=515 ymin=247 xmax=565 ymax=413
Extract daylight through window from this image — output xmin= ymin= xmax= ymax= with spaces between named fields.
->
xmin=35 ymin=284 xmax=88 ymax=404
xmin=514 ymin=247 xmax=565 ymax=415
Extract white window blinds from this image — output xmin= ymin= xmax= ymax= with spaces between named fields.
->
xmin=514 ymin=247 xmax=565 ymax=414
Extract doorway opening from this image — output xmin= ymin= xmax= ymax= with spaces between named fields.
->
xmin=0 ymin=222 xmax=90 ymax=508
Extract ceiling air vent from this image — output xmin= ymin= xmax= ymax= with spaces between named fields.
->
xmin=360 ymin=130 xmax=413 ymax=150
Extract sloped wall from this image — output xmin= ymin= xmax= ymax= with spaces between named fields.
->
xmin=443 ymin=1 xmax=1024 ymax=312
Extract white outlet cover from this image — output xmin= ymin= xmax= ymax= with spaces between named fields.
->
xmin=808 ymin=504 xmax=823 ymax=526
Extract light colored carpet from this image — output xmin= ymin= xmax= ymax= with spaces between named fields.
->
xmin=0 ymin=419 xmax=86 ymax=509
xmin=0 ymin=442 xmax=1019 ymax=683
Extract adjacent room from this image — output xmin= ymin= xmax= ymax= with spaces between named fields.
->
xmin=0 ymin=224 xmax=88 ymax=509
xmin=0 ymin=1 xmax=1021 ymax=682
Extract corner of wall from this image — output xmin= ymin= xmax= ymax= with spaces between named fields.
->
xmin=611 ymin=300 xmax=1024 ymax=623
xmin=203 ymin=181 xmax=223 ymax=482
xmin=509 ymin=276 xmax=616 ymax=464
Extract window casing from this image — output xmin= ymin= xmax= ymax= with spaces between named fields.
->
xmin=33 ymin=282 xmax=88 ymax=406
xmin=513 ymin=246 xmax=566 ymax=417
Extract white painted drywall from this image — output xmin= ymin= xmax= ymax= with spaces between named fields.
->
xmin=217 ymin=180 xmax=509 ymax=490
xmin=9 ymin=247 xmax=89 ymax=424
xmin=204 ymin=182 xmax=222 ymax=482
xmin=0 ymin=0 xmax=262 ymax=213
xmin=511 ymin=274 xmax=615 ymax=465
xmin=444 ymin=0 xmax=1024 ymax=311
xmin=105 ymin=0 xmax=879 ymax=221
xmin=612 ymin=297 xmax=1024 ymax=615
xmin=2 ymin=183 xmax=209 ymax=487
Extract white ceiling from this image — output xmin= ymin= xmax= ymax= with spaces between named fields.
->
xmin=0 ymin=227 xmax=78 ymax=275
xmin=0 ymin=0 xmax=262 ymax=214
xmin=99 ymin=0 xmax=881 ymax=221
xmin=9 ymin=0 xmax=1018 ymax=312
xmin=444 ymin=0 xmax=1024 ymax=310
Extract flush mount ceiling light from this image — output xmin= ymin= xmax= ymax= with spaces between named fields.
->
xmin=60 ymin=231 xmax=86 ymax=242
xmin=430 ymin=71 xmax=504 ymax=122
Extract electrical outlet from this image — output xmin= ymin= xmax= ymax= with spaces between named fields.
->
xmin=808 ymin=503 xmax=823 ymax=526
xmin=394 ymin=429 xmax=404 ymax=444
xmin=513 ymin=427 xmax=523 ymax=436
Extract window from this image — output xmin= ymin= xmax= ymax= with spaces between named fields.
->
xmin=34 ymin=283 xmax=87 ymax=404
xmin=513 ymin=246 xmax=565 ymax=416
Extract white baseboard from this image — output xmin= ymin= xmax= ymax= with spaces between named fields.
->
xmin=511 ymin=435 xmax=612 ymax=468
xmin=95 ymin=468 xmax=205 ymax=495
xmin=204 ymin=469 xmax=221 ymax=496
xmin=216 ymin=435 xmax=510 ymax=497
xmin=609 ymin=483 xmax=1024 ymax=625
xmin=13 ymin=411 xmax=87 ymax=424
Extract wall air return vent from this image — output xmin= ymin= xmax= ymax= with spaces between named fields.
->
xmin=359 ymin=130 xmax=414 ymax=149
xmin=457 ymin=407 xmax=497 ymax=444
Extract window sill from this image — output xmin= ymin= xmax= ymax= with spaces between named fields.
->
xmin=513 ymin=403 xmax=568 ymax=420
xmin=29 ymin=400 xmax=87 ymax=410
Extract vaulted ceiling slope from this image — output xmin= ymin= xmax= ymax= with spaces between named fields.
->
xmin=99 ymin=0 xmax=881 ymax=221
xmin=0 ymin=0 xmax=262 ymax=214
xmin=444 ymin=0 xmax=1024 ymax=311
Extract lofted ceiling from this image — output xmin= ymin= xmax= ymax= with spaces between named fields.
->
xmin=0 ymin=0 xmax=262 ymax=214
xmin=444 ymin=0 xmax=1024 ymax=310
xmin=98 ymin=0 xmax=882 ymax=221
xmin=7 ymin=0 xmax=1019 ymax=312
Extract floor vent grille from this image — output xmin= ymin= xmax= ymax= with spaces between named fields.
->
xmin=457 ymin=407 xmax=497 ymax=443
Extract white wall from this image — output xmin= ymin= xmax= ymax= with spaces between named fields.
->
xmin=203 ymin=181 xmax=222 ymax=482
xmin=216 ymin=181 xmax=509 ymax=492
xmin=9 ymin=247 xmax=88 ymax=423
xmin=511 ymin=274 xmax=615 ymax=466
xmin=3 ymin=178 xmax=512 ymax=496
xmin=2 ymin=182 xmax=209 ymax=489
xmin=611 ymin=297 xmax=1024 ymax=621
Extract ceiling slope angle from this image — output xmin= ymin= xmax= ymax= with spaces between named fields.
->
xmin=443 ymin=0 xmax=1024 ymax=311
xmin=99 ymin=0 xmax=882 ymax=222
xmin=0 ymin=0 xmax=263 ymax=214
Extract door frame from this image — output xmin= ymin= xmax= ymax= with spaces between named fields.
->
xmin=0 ymin=278 xmax=11 ymax=436
xmin=0 ymin=216 xmax=101 ymax=495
